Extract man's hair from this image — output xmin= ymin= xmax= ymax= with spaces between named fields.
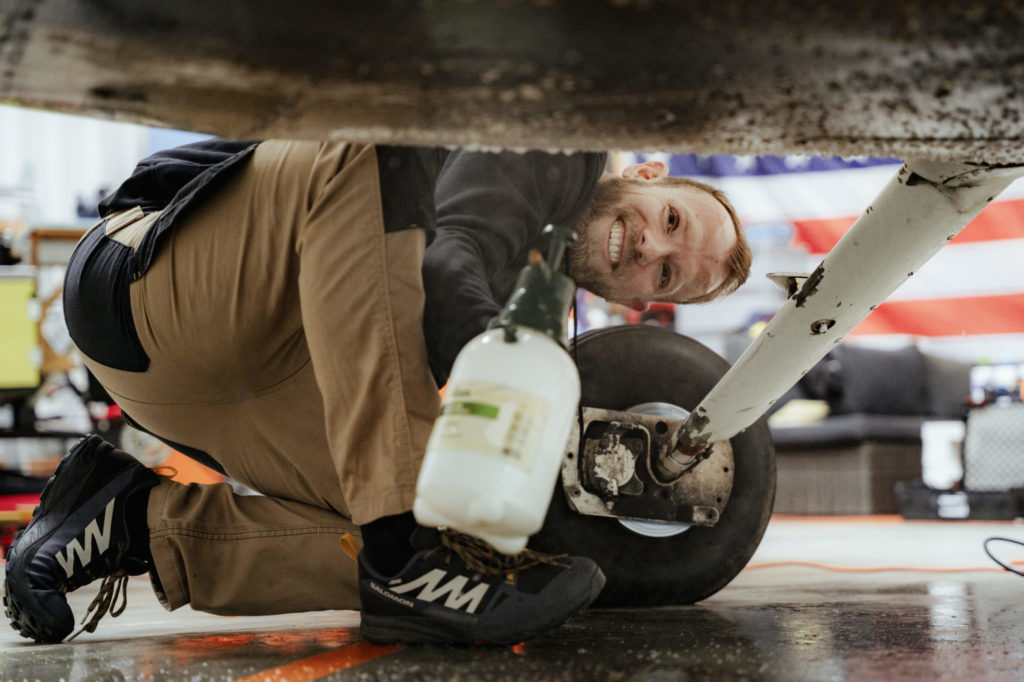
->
xmin=650 ymin=175 xmax=751 ymax=304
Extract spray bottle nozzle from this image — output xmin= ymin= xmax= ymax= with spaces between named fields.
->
xmin=543 ymin=224 xmax=577 ymax=271
xmin=489 ymin=224 xmax=578 ymax=346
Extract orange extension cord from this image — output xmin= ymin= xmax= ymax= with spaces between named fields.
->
xmin=745 ymin=561 xmax=1024 ymax=573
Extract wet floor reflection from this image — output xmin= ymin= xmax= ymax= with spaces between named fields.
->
xmin=347 ymin=579 xmax=1023 ymax=682
xmin=0 ymin=626 xmax=361 ymax=681
xmin=1 ymin=577 xmax=1022 ymax=681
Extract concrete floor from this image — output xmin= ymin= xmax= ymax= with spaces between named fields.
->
xmin=2 ymin=517 xmax=1023 ymax=681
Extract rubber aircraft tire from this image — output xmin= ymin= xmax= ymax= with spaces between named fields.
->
xmin=531 ymin=325 xmax=776 ymax=607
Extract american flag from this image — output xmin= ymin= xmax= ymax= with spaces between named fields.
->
xmin=626 ymin=153 xmax=1024 ymax=365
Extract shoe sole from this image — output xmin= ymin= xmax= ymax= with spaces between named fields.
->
xmin=3 ymin=436 xmax=126 ymax=643
xmin=360 ymin=567 xmax=607 ymax=645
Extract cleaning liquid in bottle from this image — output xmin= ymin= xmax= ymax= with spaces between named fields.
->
xmin=414 ymin=225 xmax=580 ymax=554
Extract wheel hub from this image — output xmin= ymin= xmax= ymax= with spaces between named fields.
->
xmin=617 ymin=402 xmax=692 ymax=538
xmin=560 ymin=399 xmax=734 ymax=534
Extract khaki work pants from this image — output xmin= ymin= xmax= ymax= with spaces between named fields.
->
xmin=84 ymin=140 xmax=440 ymax=615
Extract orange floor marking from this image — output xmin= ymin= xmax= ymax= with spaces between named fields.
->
xmin=235 ymin=640 xmax=401 ymax=681
xmin=162 ymin=449 xmax=225 ymax=485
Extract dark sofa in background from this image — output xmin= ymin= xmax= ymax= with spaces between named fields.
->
xmin=768 ymin=344 xmax=972 ymax=515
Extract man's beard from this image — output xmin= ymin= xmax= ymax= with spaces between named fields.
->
xmin=569 ymin=177 xmax=638 ymax=300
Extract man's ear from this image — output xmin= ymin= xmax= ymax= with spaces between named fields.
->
xmin=611 ymin=298 xmax=650 ymax=312
xmin=621 ymin=160 xmax=668 ymax=181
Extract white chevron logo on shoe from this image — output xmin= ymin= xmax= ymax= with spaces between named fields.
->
xmin=54 ymin=499 xmax=115 ymax=578
xmin=389 ymin=569 xmax=490 ymax=613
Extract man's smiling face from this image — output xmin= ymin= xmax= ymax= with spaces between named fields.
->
xmin=569 ymin=162 xmax=738 ymax=310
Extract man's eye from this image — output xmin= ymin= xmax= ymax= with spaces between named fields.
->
xmin=660 ymin=263 xmax=671 ymax=288
xmin=668 ymin=208 xmax=679 ymax=231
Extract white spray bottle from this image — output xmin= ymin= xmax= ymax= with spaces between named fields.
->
xmin=414 ymin=225 xmax=581 ymax=554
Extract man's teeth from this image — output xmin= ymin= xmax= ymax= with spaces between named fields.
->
xmin=609 ymin=220 xmax=623 ymax=267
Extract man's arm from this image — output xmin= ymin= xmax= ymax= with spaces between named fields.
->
xmin=423 ymin=149 xmax=606 ymax=385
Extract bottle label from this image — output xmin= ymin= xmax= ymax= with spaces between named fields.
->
xmin=429 ymin=380 xmax=549 ymax=471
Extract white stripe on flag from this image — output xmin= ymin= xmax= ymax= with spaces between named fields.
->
xmin=888 ymin=238 xmax=1024 ymax=300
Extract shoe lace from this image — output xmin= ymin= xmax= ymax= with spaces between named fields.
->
xmin=437 ymin=530 xmax=571 ymax=578
xmin=64 ymin=543 xmax=133 ymax=641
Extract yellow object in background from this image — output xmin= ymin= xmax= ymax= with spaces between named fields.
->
xmin=0 ymin=270 xmax=40 ymax=389
xmin=767 ymin=399 xmax=831 ymax=428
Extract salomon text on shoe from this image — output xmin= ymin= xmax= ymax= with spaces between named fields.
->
xmin=358 ymin=528 xmax=605 ymax=645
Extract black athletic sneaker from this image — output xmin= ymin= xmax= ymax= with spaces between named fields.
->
xmin=3 ymin=435 xmax=159 ymax=643
xmin=358 ymin=527 xmax=605 ymax=644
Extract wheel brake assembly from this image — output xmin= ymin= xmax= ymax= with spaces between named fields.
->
xmin=561 ymin=402 xmax=734 ymax=530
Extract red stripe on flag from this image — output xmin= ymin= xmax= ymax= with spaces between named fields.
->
xmin=848 ymin=293 xmax=1024 ymax=337
xmin=790 ymin=217 xmax=852 ymax=254
xmin=791 ymin=198 xmax=1024 ymax=255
